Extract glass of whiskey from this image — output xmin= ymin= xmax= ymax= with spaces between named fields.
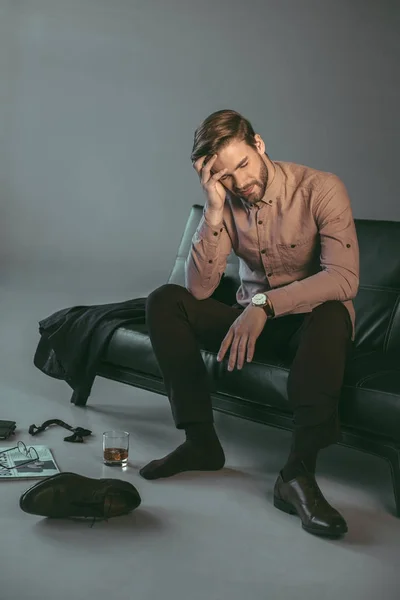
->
xmin=103 ymin=431 xmax=129 ymax=466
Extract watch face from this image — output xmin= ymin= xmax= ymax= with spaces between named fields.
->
xmin=253 ymin=293 xmax=266 ymax=306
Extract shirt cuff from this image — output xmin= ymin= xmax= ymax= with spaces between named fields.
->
xmin=195 ymin=214 xmax=225 ymax=246
xmin=266 ymin=286 xmax=310 ymax=318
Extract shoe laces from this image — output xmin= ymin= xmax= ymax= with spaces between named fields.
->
xmin=298 ymin=472 xmax=325 ymax=507
xmin=71 ymin=489 xmax=116 ymax=528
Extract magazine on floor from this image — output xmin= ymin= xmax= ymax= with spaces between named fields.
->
xmin=0 ymin=444 xmax=60 ymax=479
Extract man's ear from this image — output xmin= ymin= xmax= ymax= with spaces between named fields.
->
xmin=254 ymin=134 xmax=266 ymax=155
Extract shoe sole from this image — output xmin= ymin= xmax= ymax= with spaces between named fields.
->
xmin=273 ymin=495 xmax=347 ymax=538
xmin=19 ymin=472 xmax=141 ymax=517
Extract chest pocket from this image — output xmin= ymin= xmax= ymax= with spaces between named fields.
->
xmin=276 ymin=235 xmax=318 ymax=274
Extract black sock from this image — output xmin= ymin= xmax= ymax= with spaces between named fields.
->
xmin=281 ymin=451 xmax=318 ymax=482
xmin=139 ymin=422 xmax=225 ymax=481
xmin=184 ymin=422 xmax=218 ymax=443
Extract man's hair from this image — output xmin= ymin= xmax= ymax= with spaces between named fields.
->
xmin=190 ymin=109 xmax=257 ymax=164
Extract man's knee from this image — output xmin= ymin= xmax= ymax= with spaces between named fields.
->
xmin=313 ymin=300 xmax=348 ymax=319
xmin=146 ymin=283 xmax=190 ymax=310
xmin=311 ymin=301 xmax=351 ymax=335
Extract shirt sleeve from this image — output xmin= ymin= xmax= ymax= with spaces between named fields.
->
xmin=266 ymin=174 xmax=360 ymax=317
xmin=185 ymin=208 xmax=233 ymax=300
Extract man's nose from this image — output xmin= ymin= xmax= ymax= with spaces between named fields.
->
xmin=234 ymin=175 xmax=249 ymax=190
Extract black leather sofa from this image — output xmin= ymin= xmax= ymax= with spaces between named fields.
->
xmin=72 ymin=205 xmax=400 ymax=517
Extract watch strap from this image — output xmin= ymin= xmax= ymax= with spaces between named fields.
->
xmin=263 ymin=296 xmax=275 ymax=318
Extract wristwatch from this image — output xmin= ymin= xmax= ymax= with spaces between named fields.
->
xmin=251 ymin=292 xmax=275 ymax=318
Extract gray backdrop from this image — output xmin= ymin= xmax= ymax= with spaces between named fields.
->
xmin=1 ymin=0 xmax=399 ymax=293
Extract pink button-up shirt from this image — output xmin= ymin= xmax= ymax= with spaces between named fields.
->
xmin=185 ymin=160 xmax=360 ymax=341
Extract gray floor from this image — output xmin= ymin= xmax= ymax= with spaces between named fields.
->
xmin=1 ymin=269 xmax=399 ymax=600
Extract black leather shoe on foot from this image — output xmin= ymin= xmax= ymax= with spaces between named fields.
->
xmin=273 ymin=468 xmax=348 ymax=538
xmin=19 ymin=472 xmax=141 ymax=520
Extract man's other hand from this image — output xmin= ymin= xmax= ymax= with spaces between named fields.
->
xmin=217 ymin=305 xmax=267 ymax=371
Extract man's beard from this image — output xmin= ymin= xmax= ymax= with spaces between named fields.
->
xmin=253 ymin=157 xmax=268 ymax=202
xmin=236 ymin=156 xmax=269 ymax=203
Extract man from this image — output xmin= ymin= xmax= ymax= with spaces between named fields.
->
xmin=140 ymin=109 xmax=359 ymax=538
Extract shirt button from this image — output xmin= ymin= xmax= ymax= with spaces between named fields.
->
xmin=268 ymin=200 xmax=272 ymax=204
xmin=261 ymin=249 xmax=266 ymax=254
xmin=258 ymin=220 xmax=263 ymax=225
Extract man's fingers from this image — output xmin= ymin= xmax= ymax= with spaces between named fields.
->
xmin=193 ymin=154 xmax=216 ymax=176
xmin=246 ymin=338 xmax=256 ymax=363
xmin=217 ymin=329 xmax=234 ymax=362
xmin=236 ymin=335 xmax=249 ymax=370
xmin=218 ymin=330 xmax=249 ymax=371
xmin=192 ymin=155 xmax=228 ymax=187
xmin=210 ymin=168 xmax=228 ymax=182
xmin=201 ymin=155 xmax=220 ymax=185
xmin=192 ymin=156 xmax=206 ymax=174
xmin=228 ymin=336 xmax=240 ymax=371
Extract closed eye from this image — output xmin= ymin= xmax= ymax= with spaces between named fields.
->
xmin=220 ymin=162 xmax=248 ymax=181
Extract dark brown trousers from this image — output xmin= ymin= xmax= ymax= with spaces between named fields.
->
xmin=146 ymin=283 xmax=354 ymax=457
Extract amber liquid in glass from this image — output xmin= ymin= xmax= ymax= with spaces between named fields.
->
xmin=103 ymin=447 xmax=128 ymax=464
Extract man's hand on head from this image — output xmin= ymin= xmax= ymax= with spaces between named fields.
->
xmin=192 ymin=154 xmax=228 ymax=214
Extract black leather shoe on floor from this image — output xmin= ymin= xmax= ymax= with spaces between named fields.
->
xmin=19 ymin=472 xmax=141 ymax=520
xmin=273 ymin=466 xmax=348 ymax=538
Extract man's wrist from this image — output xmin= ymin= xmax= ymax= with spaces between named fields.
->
xmin=204 ymin=206 xmax=224 ymax=227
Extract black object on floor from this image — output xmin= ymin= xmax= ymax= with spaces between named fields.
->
xmin=0 ymin=420 xmax=17 ymax=440
xmin=19 ymin=472 xmax=141 ymax=521
xmin=29 ymin=419 xmax=92 ymax=443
